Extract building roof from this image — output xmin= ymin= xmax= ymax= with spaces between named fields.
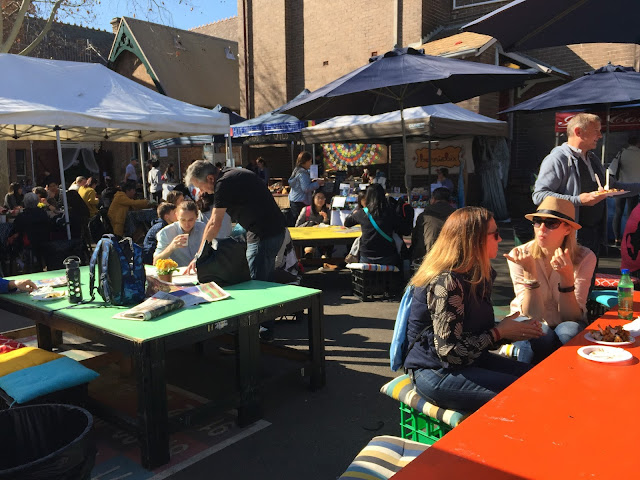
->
xmin=109 ymin=17 xmax=240 ymax=111
xmin=420 ymin=32 xmax=495 ymax=58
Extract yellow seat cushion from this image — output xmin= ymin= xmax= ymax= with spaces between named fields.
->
xmin=0 ymin=347 xmax=61 ymax=378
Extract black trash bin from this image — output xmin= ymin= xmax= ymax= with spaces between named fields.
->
xmin=0 ymin=404 xmax=96 ymax=480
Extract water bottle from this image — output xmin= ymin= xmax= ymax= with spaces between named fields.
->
xmin=64 ymin=256 xmax=83 ymax=304
xmin=618 ymin=269 xmax=634 ymax=320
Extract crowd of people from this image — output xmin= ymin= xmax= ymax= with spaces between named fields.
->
xmin=0 ymin=117 xmax=634 ymax=419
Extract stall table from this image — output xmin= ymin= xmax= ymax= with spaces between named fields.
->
xmin=288 ymin=225 xmax=361 ymax=247
xmin=392 ymin=292 xmax=640 ymax=479
xmin=0 ymin=267 xmax=325 ymax=470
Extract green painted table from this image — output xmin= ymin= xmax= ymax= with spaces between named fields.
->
xmin=0 ymin=267 xmax=325 ymax=469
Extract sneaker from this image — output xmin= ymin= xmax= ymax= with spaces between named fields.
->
xmin=259 ymin=326 xmax=274 ymax=343
xmin=345 ymin=254 xmax=358 ymax=264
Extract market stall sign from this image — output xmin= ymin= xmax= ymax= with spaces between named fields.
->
xmin=556 ymin=109 xmax=640 ymax=132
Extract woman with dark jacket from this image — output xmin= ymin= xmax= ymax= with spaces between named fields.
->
xmin=344 ymin=184 xmax=400 ymax=266
xmin=4 ymin=182 xmax=23 ymax=210
xmin=404 ymin=207 xmax=543 ymax=412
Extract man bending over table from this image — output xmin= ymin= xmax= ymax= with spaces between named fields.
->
xmin=184 ymin=160 xmax=287 ymax=342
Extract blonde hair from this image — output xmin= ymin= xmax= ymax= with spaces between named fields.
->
xmin=409 ymin=206 xmax=494 ymax=297
xmin=566 ymin=113 xmax=600 ymax=138
xmin=529 ymin=221 xmax=580 ymax=263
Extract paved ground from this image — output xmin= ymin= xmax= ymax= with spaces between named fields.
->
xmin=1 ymin=223 xmax=623 ymax=479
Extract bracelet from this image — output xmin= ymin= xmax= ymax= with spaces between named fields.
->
xmin=491 ymin=327 xmax=501 ymax=342
xmin=558 ymin=284 xmax=575 ymax=293
xmin=518 ymin=279 xmax=540 ymax=290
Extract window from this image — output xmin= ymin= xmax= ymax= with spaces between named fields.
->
xmin=15 ymin=150 xmax=26 ymax=177
xmin=453 ymin=0 xmax=508 ymax=9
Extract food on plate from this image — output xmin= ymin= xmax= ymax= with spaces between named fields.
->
xmin=588 ymin=348 xmax=619 ymax=360
xmin=594 ymin=188 xmax=623 ymax=195
xmin=44 ymin=291 xmax=65 ymax=299
xmin=591 ymin=325 xmax=631 ymax=343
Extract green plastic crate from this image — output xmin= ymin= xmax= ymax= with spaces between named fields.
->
xmin=399 ymin=402 xmax=452 ymax=445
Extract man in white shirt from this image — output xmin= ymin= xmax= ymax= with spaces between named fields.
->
xmin=610 ymin=136 xmax=640 ymax=245
xmin=147 ymin=160 xmax=163 ymax=203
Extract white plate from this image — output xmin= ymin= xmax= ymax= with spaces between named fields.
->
xmin=171 ymin=274 xmax=198 ymax=286
xmin=577 ymin=345 xmax=633 ymax=363
xmin=584 ymin=331 xmax=635 ymax=346
xmin=31 ymin=291 xmax=67 ymax=301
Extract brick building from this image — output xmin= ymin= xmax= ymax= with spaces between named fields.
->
xmin=193 ymin=1 xmax=640 ymax=215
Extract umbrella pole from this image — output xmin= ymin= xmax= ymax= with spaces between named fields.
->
xmin=55 ymin=129 xmax=72 ymax=240
xmin=138 ymin=142 xmax=148 ymax=199
xmin=29 ymin=141 xmax=35 ymax=187
xmin=602 ymin=106 xmax=611 ymax=165
xmin=401 ymin=104 xmax=409 ymax=195
xmin=177 ymin=149 xmax=182 ymax=182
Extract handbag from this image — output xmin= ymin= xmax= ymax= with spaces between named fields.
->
xmin=196 ymin=237 xmax=251 ymax=286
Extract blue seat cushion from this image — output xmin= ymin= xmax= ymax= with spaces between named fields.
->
xmin=0 ymin=356 xmax=99 ymax=404
xmin=588 ymin=290 xmax=618 ymax=307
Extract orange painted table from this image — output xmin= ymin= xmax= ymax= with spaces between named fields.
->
xmin=393 ymin=291 xmax=640 ymax=480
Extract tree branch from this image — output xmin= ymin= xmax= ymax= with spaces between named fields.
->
xmin=18 ymin=0 xmax=63 ymax=56
xmin=0 ymin=0 xmax=32 ymax=53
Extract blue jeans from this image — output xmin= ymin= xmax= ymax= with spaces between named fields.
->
xmin=412 ymin=353 xmax=531 ymax=412
xmin=245 ymin=229 xmax=286 ymax=282
xmin=514 ymin=321 xmax=585 ymax=364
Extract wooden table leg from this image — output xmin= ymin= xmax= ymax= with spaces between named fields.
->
xmin=134 ymin=339 xmax=170 ymax=469
xmin=36 ymin=323 xmax=54 ymax=351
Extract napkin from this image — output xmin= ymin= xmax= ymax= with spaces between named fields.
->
xmin=622 ymin=317 xmax=640 ymax=337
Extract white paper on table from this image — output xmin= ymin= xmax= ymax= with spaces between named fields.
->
xmin=332 ymin=196 xmax=346 ymax=208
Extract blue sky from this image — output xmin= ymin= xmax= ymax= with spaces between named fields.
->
xmin=77 ymin=1 xmax=238 ymax=32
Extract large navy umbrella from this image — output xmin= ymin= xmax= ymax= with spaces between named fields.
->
xmin=502 ymin=65 xmax=640 ymax=113
xmin=502 ymin=64 xmax=640 ymax=159
xmin=282 ymin=47 xmax=532 ymax=186
xmin=463 ymin=0 xmax=639 ymax=51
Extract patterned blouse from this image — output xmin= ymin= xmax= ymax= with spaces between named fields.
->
xmin=405 ymin=270 xmax=497 ymax=371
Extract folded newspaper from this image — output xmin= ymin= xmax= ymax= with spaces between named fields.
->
xmin=113 ymin=282 xmax=230 ymax=321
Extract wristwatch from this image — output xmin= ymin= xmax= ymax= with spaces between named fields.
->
xmin=558 ymin=284 xmax=575 ymax=293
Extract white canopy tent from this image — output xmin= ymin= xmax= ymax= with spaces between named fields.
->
xmin=301 ymin=103 xmax=507 ymax=143
xmin=0 ymin=54 xmax=229 ymax=238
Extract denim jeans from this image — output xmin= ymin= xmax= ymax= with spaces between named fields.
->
xmin=514 ymin=320 xmax=585 ymax=364
xmin=412 ymin=353 xmax=531 ymax=412
xmin=246 ymin=229 xmax=285 ymax=331
xmin=245 ymin=229 xmax=285 ymax=282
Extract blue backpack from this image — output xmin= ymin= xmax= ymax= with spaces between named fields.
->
xmin=390 ymin=286 xmax=414 ymax=371
xmin=89 ymin=234 xmax=146 ymax=306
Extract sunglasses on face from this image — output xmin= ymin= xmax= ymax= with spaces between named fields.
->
xmin=487 ymin=228 xmax=501 ymax=240
xmin=531 ymin=217 xmax=563 ymax=230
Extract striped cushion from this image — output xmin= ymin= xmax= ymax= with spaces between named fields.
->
xmin=346 ymin=263 xmax=399 ymax=272
xmin=0 ymin=334 xmax=26 ymax=355
xmin=594 ymin=273 xmax=639 ymax=288
xmin=380 ymin=374 xmax=468 ymax=428
xmin=339 ymin=435 xmax=429 ymax=480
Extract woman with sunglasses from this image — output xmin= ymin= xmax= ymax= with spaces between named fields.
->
xmin=505 ymin=197 xmax=596 ymax=364
xmin=404 ymin=207 xmax=543 ymax=412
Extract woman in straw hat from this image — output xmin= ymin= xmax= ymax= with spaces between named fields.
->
xmin=504 ymin=197 xmax=596 ymax=364
xmin=404 ymin=207 xmax=543 ymax=413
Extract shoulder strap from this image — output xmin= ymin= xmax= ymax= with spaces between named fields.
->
xmin=364 ymin=207 xmax=393 ymax=243
xmin=305 ymin=205 xmax=311 ymax=221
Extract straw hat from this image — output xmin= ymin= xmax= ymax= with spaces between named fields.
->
xmin=524 ymin=196 xmax=581 ymax=230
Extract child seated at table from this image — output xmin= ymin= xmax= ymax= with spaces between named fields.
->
xmin=504 ymin=197 xmax=596 ymax=364
xmin=296 ymin=191 xmax=332 ymax=259
xmin=153 ymin=201 xmax=206 ymax=267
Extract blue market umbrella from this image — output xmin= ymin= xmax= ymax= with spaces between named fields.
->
xmin=282 ymin=48 xmax=532 ymax=187
xmin=463 ymin=0 xmax=639 ymax=51
xmin=502 ymin=64 xmax=640 ymax=159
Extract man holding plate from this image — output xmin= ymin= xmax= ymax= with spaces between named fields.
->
xmin=533 ymin=113 xmax=640 ymax=261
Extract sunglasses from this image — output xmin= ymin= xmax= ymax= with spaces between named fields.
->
xmin=487 ymin=228 xmax=501 ymax=240
xmin=531 ymin=217 xmax=563 ymax=230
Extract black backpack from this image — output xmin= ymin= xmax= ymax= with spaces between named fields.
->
xmin=390 ymin=197 xmax=414 ymax=236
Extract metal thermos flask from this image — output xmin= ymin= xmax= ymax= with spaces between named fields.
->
xmin=64 ymin=256 xmax=83 ymax=304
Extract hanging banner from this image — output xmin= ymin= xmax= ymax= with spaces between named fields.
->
xmin=322 ymin=143 xmax=387 ymax=171
xmin=405 ymin=138 xmax=474 ymax=175
xmin=556 ymin=109 xmax=640 ymax=132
